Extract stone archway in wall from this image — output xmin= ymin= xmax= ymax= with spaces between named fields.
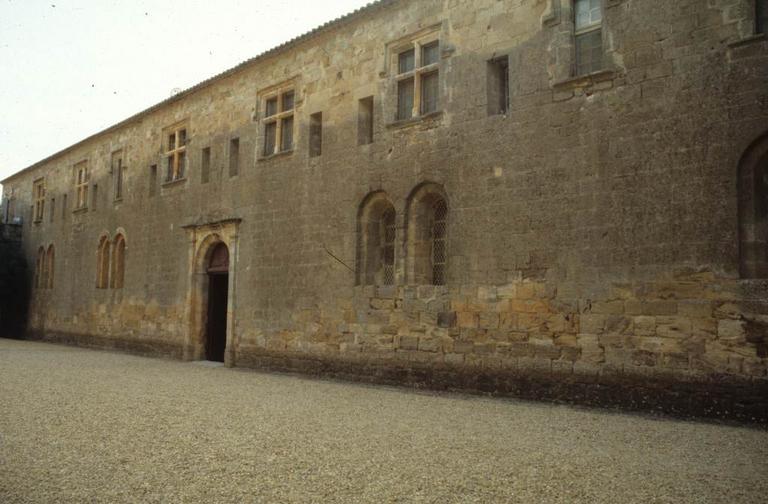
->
xmin=739 ymin=132 xmax=768 ymax=278
xmin=182 ymin=218 xmax=241 ymax=366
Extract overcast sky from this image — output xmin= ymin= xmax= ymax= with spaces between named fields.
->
xmin=0 ymin=0 xmax=373 ymax=194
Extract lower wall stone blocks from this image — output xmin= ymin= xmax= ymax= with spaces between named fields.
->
xmin=28 ymin=273 xmax=768 ymax=423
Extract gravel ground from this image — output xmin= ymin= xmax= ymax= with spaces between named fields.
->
xmin=1 ymin=339 xmax=766 ymax=504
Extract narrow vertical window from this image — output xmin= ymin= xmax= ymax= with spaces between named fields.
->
xmin=280 ymin=116 xmax=294 ymax=152
xmin=420 ymin=71 xmax=439 ymax=114
xmin=397 ymin=78 xmax=415 ymax=120
xmin=381 ymin=207 xmax=396 ymax=285
xmin=33 ymin=179 xmax=45 ymax=222
xmin=92 ymin=184 xmax=98 ymax=210
xmin=62 ymin=194 xmax=67 ymax=219
xmin=112 ymin=150 xmax=124 ymax=201
xmin=50 ymin=198 xmax=55 ymax=223
xmin=35 ymin=247 xmax=45 ymax=289
xmin=309 ymin=112 xmax=323 ymax=157
xmin=358 ymin=96 xmax=374 ymax=145
xmin=758 ymin=0 xmax=767 ymax=34
xmin=574 ymin=0 xmax=603 ymax=76
xmin=488 ymin=56 xmax=510 ymax=116
xmin=97 ymin=236 xmax=110 ymax=289
xmin=201 ymin=147 xmax=211 ymax=184
xmin=431 ymin=199 xmax=448 ymax=286
xmin=264 ymin=122 xmax=277 ymax=156
xmin=111 ymin=235 xmax=126 ymax=289
xmin=229 ymin=138 xmax=240 ymax=177
xmin=46 ymin=245 xmax=55 ymax=289
xmin=149 ymin=165 xmax=158 ymax=197
xmin=74 ymin=161 xmax=89 ymax=209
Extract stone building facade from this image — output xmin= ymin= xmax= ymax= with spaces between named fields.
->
xmin=2 ymin=0 xmax=768 ymax=420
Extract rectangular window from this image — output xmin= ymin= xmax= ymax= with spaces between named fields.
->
xmin=261 ymin=86 xmax=295 ymax=156
xmin=394 ymin=36 xmax=440 ymax=121
xmin=92 ymin=184 xmax=98 ymax=210
xmin=164 ymin=125 xmax=187 ymax=182
xmin=50 ymin=197 xmax=55 ymax=223
xmin=758 ymin=0 xmax=767 ymax=34
xmin=149 ymin=165 xmax=158 ymax=196
xmin=282 ymin=91 xmax=294 ymax=112
xmin=488 ymin=56 xmax=510 ymax=116
xmin=358 ymin=97 xmax=374 ymax=146
xmin=309 ymin=112 xmax=322 ymax=157
xmin=201 ymin=147 xmax=211 ymax=184
xmin=574 ymin=0 xmax=603 ymax=76
xmin=75 ymin=162 xmax=89 ymax=209
xmin=229 ymin=138 xmax=240 ymax=177
xmin=62 ymin=194 xmax=67 ymax=218
xmin=420 ymin=71 xmax=439 ymax=114
xmin=398 ymin=49 xmax=415 ymax=74
xmin=280 ymin=116 xmax=294 ymax=152
xmin=33 ymin=179 xmax=45 ymax=222
xmin=397 ymin=78 xmax=415 ymax=120
xmin=264 ymin=122 xmax=277 ymax=156
xmin=421 ymin=41 xmax=439 ymax=66
xmin=112 ymin=150 xmax=124 ymax=201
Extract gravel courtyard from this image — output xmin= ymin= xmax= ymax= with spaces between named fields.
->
xmin=1 ymin=339 xmax=766 ymax=503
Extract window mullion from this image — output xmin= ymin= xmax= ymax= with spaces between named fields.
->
xmin=413 ymin=70 xmax=422 ymax=117
xmin=275 ymin=119 xmax=282 ymax=155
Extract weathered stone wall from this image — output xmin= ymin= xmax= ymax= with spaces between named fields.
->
xmin=3 ymin=0 xmax=768 ymax=420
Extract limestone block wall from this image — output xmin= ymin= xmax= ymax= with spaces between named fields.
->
xmin=2 ymin=0 xmax=767 ymax=418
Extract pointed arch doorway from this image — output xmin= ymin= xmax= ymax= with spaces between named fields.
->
xmin=205 ymin=242 xmax=229 ymax=362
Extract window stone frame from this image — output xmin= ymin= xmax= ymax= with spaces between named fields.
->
xmin=383 ymin=25 xmax=444 ymax=126
xmin=258 ymin=82 xmax=297 ymax=159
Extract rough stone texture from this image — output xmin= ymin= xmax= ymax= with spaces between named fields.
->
xmin=1 ymin=0 xmax=768 ymax=419
xmin=2 ymin=339 xmax=768 ymax=503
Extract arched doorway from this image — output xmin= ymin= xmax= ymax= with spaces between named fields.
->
xmin=739 ymin=132 xmax=768 ymax=278
xmin=205 ymin=242 xmax=229 ymax=362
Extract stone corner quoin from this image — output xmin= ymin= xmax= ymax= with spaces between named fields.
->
xmin=2 ymin=0 xmax=768 ymax=422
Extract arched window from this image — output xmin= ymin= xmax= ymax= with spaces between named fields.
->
xmin=96 ymin=235 xmax=110 ymax=289
xmin=739 ymin=132 xmax=768 ymax=278
xmin=35 ymin=246 xmax=45 ymax=289
xmin=46 ymin=245 xmax=55 ymax=289
xmin=406 ymin=183 xmax=448 ymax=286
xmin=357 ymin=192 xmax=397 ymax=285
xmin=110 ymin=234 xmax=126 ymax=289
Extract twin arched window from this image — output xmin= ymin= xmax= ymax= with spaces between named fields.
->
xmin=97 ymin=233 xmax=126 ymax=289
xmin=35 ymin=244 xmax=55 ymax=289
xmin=357 ymin=183 xmax=448 ymax=286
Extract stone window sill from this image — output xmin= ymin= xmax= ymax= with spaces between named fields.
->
xmin=258 ymin=149 xmax=294 ymax=162
xmin=728 ymin=33 xmax=766 ymax=48
xmin=386 ymin=110 xmax=443 ymax=130
xmin=162 ymin=178 xmax=187 ymax=188
xmin=72 ymin=207 xmax=89 ymax=214
xmin=553 ymin=69 xmax=616 ymax=91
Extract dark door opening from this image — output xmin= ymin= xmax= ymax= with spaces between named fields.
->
xmin=205 ymin=242 xmax=230 ymax=363
xmin=206 ymin=273 xmax=228 ymax=362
